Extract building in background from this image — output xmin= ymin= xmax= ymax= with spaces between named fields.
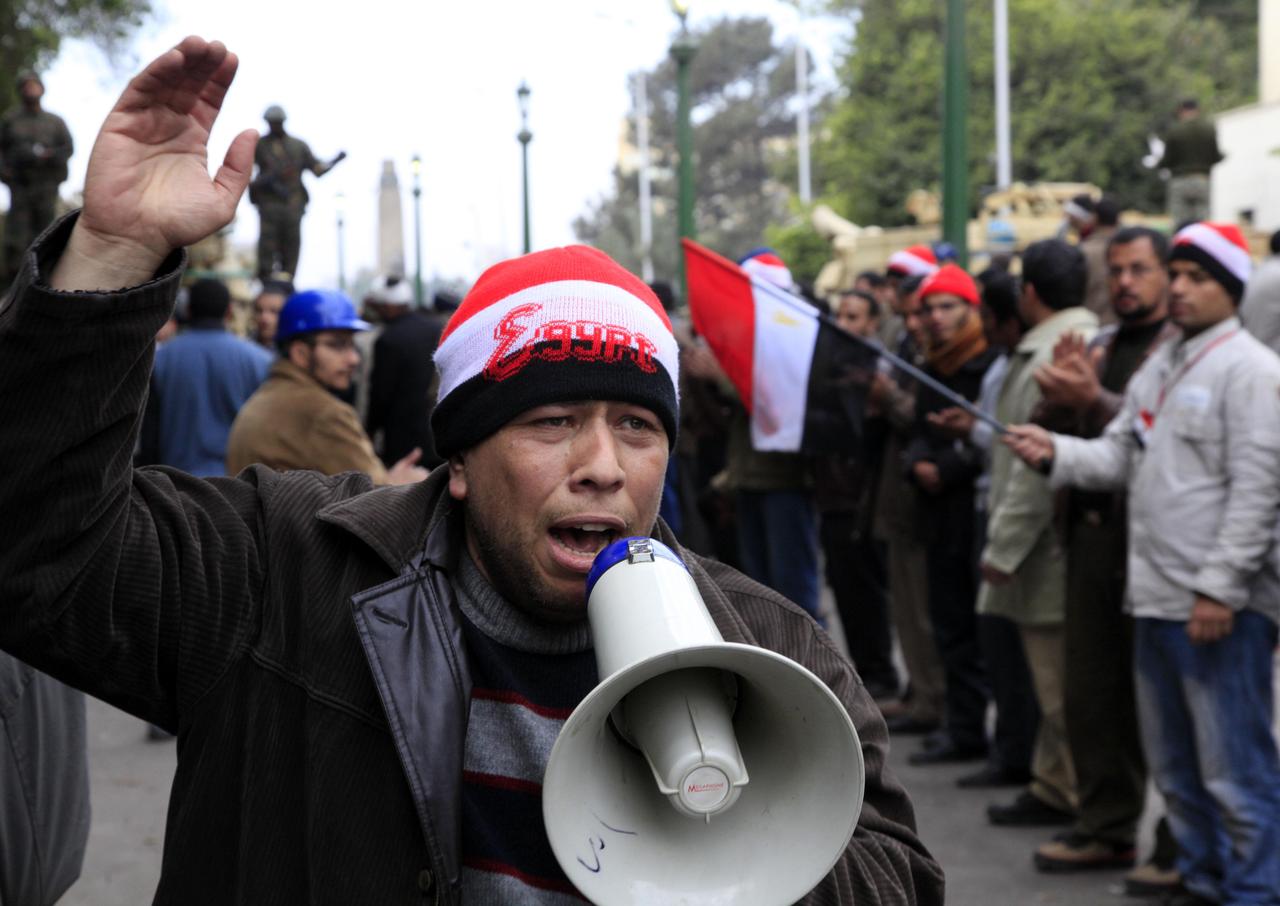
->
xmin=1212 ymin=0 xmax=1280 ymax=235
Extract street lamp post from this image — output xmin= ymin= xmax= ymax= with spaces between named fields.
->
xmin=670 ymin=1 xmax=697 ymax=297
xmin=335 ymin=191 xmax=347 ymax=292
xmin=411 ymin=154 xmax=424 ymax=308
xmin=634 ymin=72 xmax=655 ymax=284
xmin=516 ymin=81 xmax=532 ymax=255
xmin=942 ymin=0 xmax=969 ymax=266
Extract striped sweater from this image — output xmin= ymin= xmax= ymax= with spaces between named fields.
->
xmin=455 ymin=553 xmax=599 ymax=904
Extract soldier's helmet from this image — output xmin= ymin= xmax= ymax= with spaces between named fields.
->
xmin=264 ymin=105 xmax=286 ymax=123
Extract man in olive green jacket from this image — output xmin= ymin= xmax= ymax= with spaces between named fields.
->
xmin=979 ymin=240 xmax=1097 ymax=827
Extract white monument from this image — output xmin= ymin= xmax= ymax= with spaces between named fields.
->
xmin=377 ymin=160 xmax=406 ymax=277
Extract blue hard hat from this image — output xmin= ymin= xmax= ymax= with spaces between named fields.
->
xmin=275 ymin=289 xmax=371 ymax=342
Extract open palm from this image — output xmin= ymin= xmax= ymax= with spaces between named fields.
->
xmin=78 ymin=37 xmax=256 ymax=261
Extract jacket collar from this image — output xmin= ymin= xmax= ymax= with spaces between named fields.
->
xmin=1016 ymin=306 xmax=1098 ymax=354
xmin=315 ymin=468 xmax=454 ymax=574
xmin=1172 ymin=315 xmax=1241 ymax=362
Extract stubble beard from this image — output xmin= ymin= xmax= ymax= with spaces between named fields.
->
xmin=464 ymin=504 xmax=586 ymax=624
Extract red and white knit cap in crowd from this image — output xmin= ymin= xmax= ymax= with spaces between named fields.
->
xmin=1170 ymin=221 xmax=1253 ymax=301
xmin=918 ymin=263 xmax=980 ymax=306
xmin=738 ymin=247 xmax=797 ymax=291
xmin=429 ymin=245 xmax=680 ymax=457
xmin=886 ymin=245 xmax=939 ymax=278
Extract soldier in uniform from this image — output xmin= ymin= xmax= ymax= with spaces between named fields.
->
xmin=249 ymin=105 xmax=344 ymax=281
xmin=0 ymin=72 xmax=73 ymax=285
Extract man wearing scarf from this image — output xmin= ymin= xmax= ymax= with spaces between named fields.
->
xmin=980 ymin=240 xmax=1097 ymax=828
xmin=903 ymin=265 xmax=1002 ymax=765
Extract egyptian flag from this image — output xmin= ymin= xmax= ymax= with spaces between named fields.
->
xmin=683 ymin=239 xmax=872 ymax=454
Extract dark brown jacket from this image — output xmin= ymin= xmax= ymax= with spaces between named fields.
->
xmin=0 ymin=216 xmax=944 ymax=906
xmin=227 ymin=357 xmax=389 ymax=482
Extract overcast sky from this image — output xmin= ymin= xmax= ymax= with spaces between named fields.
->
xmin=34 ymin=0 xmax=850 ymax=291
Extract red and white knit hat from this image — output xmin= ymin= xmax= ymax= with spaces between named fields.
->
xmin=430 ymin=246 xmax=680 ymax=456
xmin=918 ymin=263 xmax=980 ymax=306
xmin=886 ymin=245 xmax=939 ymax=278
xmin=1170 ymin=222 xmax=1252 ymax=301
xmin=738 ymin=247 xmax=795 ymax=291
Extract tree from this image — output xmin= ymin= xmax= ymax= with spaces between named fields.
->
xmin=813 ymin=0 xmax=1257 ymax=225
xmin=0 ymin=0 xmax=152 ymax=112
xmin=574 ymin=17 xmax=815 ymax=289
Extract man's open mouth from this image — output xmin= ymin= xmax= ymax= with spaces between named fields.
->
xmin=549 ymin=522 xmax=620 ymax=558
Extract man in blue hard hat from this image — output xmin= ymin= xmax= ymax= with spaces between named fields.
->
xmin=226 ymin=288 xmax=427 ymax=485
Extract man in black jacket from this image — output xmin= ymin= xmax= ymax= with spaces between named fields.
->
xmin=903 ymin=265 xmax=1001 ymax=767
xmin=0 ymin=39 xmax=943 ymax=905
xmin=364 ymin=273 xmax=447 ymax=469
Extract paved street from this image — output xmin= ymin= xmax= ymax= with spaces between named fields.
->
xmin=60 ymin=690 xmax=1166 ymax=905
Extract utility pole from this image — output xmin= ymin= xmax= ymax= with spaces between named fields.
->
xmin=942 ymin=0 xmax=969 ymax=266
xmin=635 ymin=73 xmax=655 ymax=283
xmin=796 ymin=40 xmax=812 ymax=205
xmin=517 ymin=81 xmax=532 ymax=255
xmin=994 ymin=0 xmax=1012 ymax=194
xmin=411 ymin=154 xmax=424 ymax=307
xmin=670 ymin=1 xmax=698 ymax=298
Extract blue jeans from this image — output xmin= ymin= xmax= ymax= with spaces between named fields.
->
xmin=735 ymin=490 xmax=821 ymax=625
xmin=1134 ymin=612 xmax=1280 ymax=905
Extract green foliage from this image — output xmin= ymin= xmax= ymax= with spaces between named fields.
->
xmin=573 ymin=16 xmax=812 ymax=289
xmin=0 ymin=0 xmax=151 ymax=111
xmin=764 ymin=215 xmax=830 ymax=287
xmin=814 ymin=0 xmax=1258 ymax=225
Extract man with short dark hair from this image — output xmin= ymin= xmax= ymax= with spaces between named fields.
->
xmin=251 ymin=278 xmax=292 ymax=349
xmin=819 ymin=290 xmax=899 ymax=699
xmin=979 ymin=239 xmax=1097 ymax=827
xmin=0 ymin=71 xmax=73 ymax=285
xmin=1079 ymin=196 xmax=1121 ymax=325
xmin=139 ymin=278 xmax=273 ymax=476
xmin=365 ymin=274 xmax=448 ymax=469
xmin=0 ymin=40 xmax=943 ymax=904
xmin=874 ymin=274 xmax=948 ymax=734
xmin=1027 ymin=225 xmax=1180 ymax=883
xmin=1159 ymin=99 xmax=1222 ymax=226
xmin=1008 ymin=222 xmax=1280 ymax=906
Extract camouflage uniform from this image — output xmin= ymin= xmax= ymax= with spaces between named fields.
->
xmin=0 ymin=107 xmax=73 ymax=283
xmin=251 ymin=133 xmax=321 ymax=280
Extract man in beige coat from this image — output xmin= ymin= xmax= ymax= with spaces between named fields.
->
xmin=979 ymin=240 xmax=1097 ymax=827
xmin=227 ymin=289 xmax=426 ymax=486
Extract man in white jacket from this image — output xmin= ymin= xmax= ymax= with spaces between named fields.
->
xmin=1005 ymin=221 xmax=1280 ymax=906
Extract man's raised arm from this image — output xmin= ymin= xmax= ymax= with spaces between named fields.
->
xmin=0 ymin=39 xmax=266 ymax=729
xmin=50 ymin=37 xmax=255 ymax=291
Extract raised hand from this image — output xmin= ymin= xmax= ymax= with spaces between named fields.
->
xmin=52 ymin=37 xmax=257 ymax=291
xmin=1034 ymin=342 xmax=1103 ymax=413
xmin=387 ymin=447 xmax=429 ymax=486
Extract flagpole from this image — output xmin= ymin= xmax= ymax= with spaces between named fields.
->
xmin=746 ymin=267 xmax=1008 ymax=436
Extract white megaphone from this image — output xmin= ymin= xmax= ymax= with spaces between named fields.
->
xmin=543 ymin=537 xmax=864 ymax=905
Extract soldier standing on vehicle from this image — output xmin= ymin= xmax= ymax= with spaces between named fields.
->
xmin=249 ymin=105 xmax=344 ymax=281
xmin=0 ymin=72 xmax=73 ymax=286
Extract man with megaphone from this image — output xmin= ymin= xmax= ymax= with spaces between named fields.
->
xmin=0 ymin=38 xmax=943 ymax=905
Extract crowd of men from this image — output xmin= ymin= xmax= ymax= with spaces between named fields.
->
xmin=776 ymin=218 xmax=1280 ymax=906
xmin=2 ymin=36 xmax=1280 ymax=906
